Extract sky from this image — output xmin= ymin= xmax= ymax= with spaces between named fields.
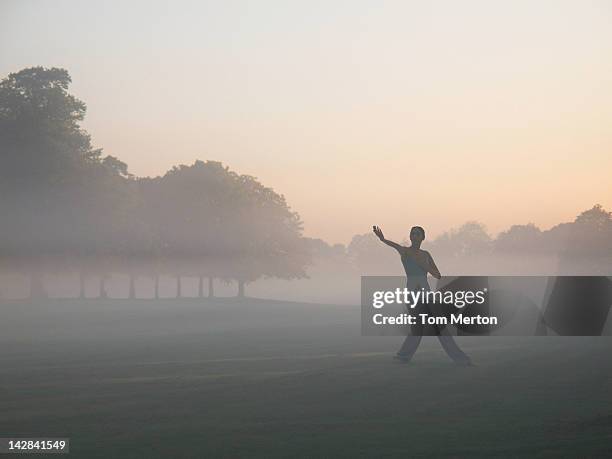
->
xmin=1 ymin=0 xmax=611 ymax=244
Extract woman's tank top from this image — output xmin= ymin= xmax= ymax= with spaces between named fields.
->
xmin=401 ymin=251 xmax=430 ymax=291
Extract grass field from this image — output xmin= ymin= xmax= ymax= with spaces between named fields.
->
xmin=1 ymin=298 xmax=611 ymax=458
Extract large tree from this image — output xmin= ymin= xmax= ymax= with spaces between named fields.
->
xmin=138 ymin=160 xmax=308 ymax=297
xmin=0 ymin=67 xmax=142 ymax=298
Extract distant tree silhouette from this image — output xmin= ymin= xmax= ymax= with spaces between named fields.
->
xmin=347 ymin=233 xmax=399 ymax=274
xmin=556 ymin=204 xmax=612 ymax=274
xmin=532 ymin=204 xmax=612 ymax=271
xmin=303 ymin=238 xmax=346 ymax=260
xmin=578 ymin=204 xmax=608 ymax=222
xmin=494 ymin=223 xmax=542 ymax=253
xmin=430 ymin=221 xmax=491 ymax=258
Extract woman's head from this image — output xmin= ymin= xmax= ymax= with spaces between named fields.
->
xmin=410 ymin=226 xmax=425 ymax=244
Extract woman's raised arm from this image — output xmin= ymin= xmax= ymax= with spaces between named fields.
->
xmin=373 ymin=226 xmax=404 ymax=252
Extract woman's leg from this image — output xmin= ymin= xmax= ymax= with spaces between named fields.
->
xmin=436 ymin=327 xmax=472 ymax=364
xmin=396 ymin=334 xmax=422 ymax=360
xmin=396 ymin=315 xmax=424 ymax=360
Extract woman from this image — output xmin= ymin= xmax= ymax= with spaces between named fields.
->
xmin=373 ymin=225 xmax=473 ymax=365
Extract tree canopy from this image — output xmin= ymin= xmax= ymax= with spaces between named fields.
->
xmin=0 ymin=67 xmax=309 ymax=297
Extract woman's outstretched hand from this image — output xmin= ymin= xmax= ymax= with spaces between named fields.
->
xmin=373 ymin=226 xmax=403 ymax=252
xmin=373 ymin=225 xmax=384 ymax=240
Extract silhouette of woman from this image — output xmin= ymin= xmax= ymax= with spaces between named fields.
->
xmin=373 ymin=225 xmax=472 ymax=365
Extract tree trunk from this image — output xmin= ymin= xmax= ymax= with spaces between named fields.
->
xmin=198 ymin=276 xmax=204 ymax=297
xmin=30 ymin=271 xmax=47 ymax=299
xmin=208 ymin=277 xmax=214 ymax=298
xmin=78 ymin=271 xmax=86 ymax=299
xmin=128 ymin=274 xmax=136 ymax=299
xmin=154 ymin=274 xmax=160 ymax=299
xmin=100 ymin=276 xmax=108 ymax=299
xmin=237 ymin=280 xmax=245 ymax=298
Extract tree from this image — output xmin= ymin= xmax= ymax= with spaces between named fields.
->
xmin=430 ymin=222 xmax=492 ymax=258
xmin=138 ymin=160 xmax=309 ymax=298
xmin=556 ymin=205 xmax=612 ymax=274
xmin=303 ymin=238 xmax=347 ymax=260
xmin=347 ymin=233 xmax=399 ymax=274
xmin=494 ymin=223 xmax=542 ymax=253
xmin=228 ymin=173 xmax=308 ymax=296
xmin=540 ymin=205 xmax=612 ymax=257
xmin=0 ymin=67 xmax=145 ymax=298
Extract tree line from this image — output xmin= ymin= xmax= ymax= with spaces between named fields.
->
xmin=1 ymin=67 xmax=609 ymax=300
xmin=0 ymin=67 xmax=308 ymax=298
xmin=330 ymin=206 xmax=612 ymax=276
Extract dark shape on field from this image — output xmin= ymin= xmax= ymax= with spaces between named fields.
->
xmin=544 ymin=276 xmax=612 ymax=336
